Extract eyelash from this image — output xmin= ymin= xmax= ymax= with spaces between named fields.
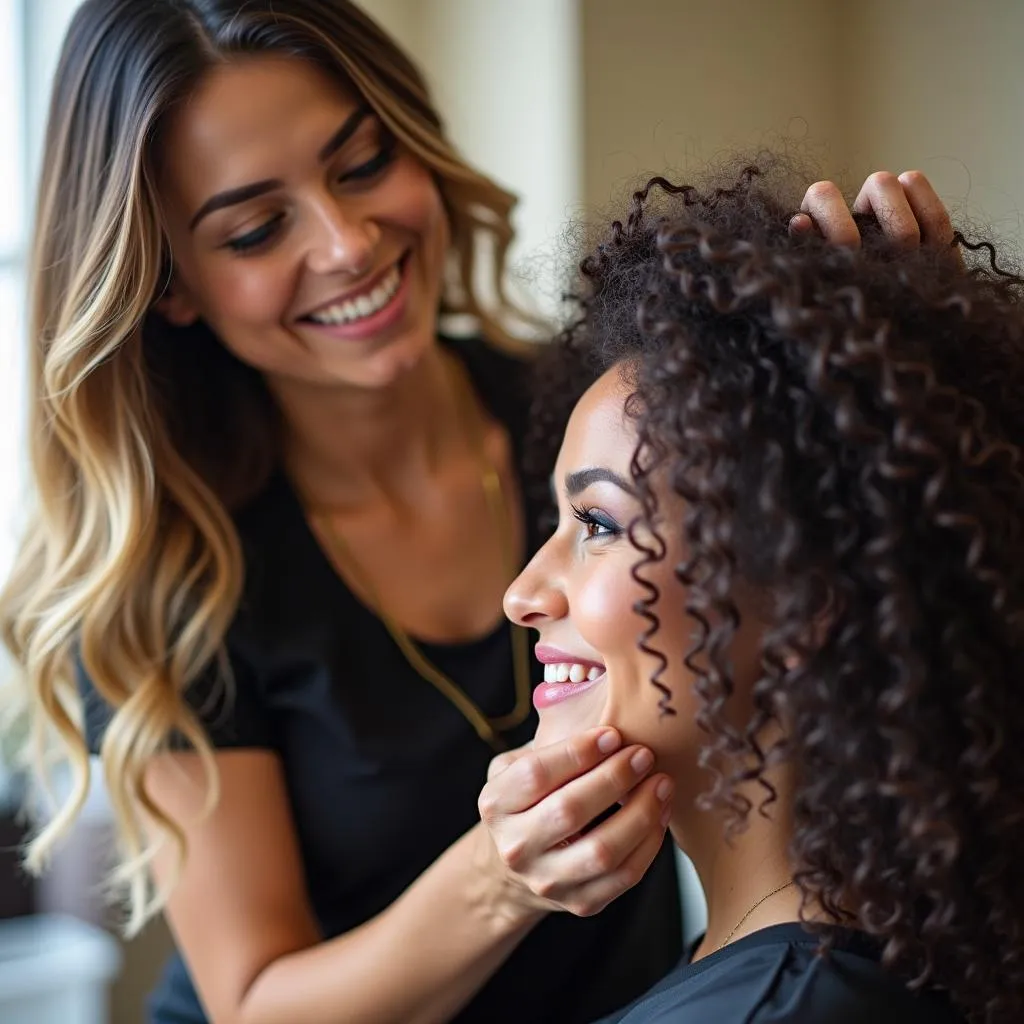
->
xmin=225 ymin=141 xmax=398 ymax=254
xmin=570 ymin=503 xmax=622 ymax=541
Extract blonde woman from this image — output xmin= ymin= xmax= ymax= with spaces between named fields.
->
xmin=0 ymin=1 xmax=951 ymax=1022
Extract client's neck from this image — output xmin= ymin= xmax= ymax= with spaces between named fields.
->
xmin=671 ymin=765 xmax=806 ymax=960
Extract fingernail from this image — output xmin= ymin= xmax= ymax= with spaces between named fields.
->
xmin=630 ymin=748 xmax=654 ymax=775
xmin=656 ymin=777 xmax=674 ymax=802
xmin=597 ymin=730 xmax=621 ymax=754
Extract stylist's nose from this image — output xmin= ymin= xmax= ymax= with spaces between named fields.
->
xmin=504 ymin=545 xmax=568 ymax=629
xmin=306 ymin=198 xmax=380 ymax=278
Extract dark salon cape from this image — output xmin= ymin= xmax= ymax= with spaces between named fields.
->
xmin=79 ymin=336 xmax=682 ymax=1024
xmin=597 ymin=923 xmax=963 ymax=1024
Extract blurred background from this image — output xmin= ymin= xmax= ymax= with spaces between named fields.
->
xmin=0 ymin=1 xmax=1021 ymax=1021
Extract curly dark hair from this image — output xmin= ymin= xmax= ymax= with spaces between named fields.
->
xmin=530 ymin=161 xmax=1024 ymax=1023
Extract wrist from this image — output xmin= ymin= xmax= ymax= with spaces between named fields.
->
xmin=466 ymin=824 xmax=548 ymax=936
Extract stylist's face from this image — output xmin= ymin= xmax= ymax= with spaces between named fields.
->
xmin=156 ymin=55 xmax=449 ymax=391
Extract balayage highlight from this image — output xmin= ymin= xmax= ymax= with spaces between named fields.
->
xmin=0 ymin=0 xmax=532 ymax=935
xmin=534 ymin=161 xmax=1024 ymax=1023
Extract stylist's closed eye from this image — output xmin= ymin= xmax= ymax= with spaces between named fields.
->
xmin=223 ymin=126 xmax=398 ymax=255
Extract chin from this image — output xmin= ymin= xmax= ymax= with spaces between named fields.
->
xmin=532 ymin=678 xmax=610 ymax=748
xmin=327 ymin=327 xmax=435 ymax=390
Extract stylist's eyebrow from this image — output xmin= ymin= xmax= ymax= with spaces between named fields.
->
xmin=188 ymin=104 xmax=374 ymax=230
xmin=564 ymin=467 xmax=634 ymax=498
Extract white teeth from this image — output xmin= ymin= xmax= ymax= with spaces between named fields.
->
xmin=543 ymin=662 xmax=605 ymax=685
xmin=308 ymin=263 xmax=402 ymax=325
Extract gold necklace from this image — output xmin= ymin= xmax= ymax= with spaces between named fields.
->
xmin=309 ymin=359 xmax=532 ymax=753
xmin=721 ymin=880 xmax=795 ymax=947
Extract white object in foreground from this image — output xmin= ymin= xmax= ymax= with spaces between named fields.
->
xmin=0 ymin=913 xmax=122 ymax=1024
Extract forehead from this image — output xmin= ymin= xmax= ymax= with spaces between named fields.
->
xmin=158 ymin=56 xmax=362 ymax=206
xmin=557 ymin=365 xmax=636 ymax=473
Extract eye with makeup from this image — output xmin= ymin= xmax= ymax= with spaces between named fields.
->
xmin=223 ymin=127 xmax=398 ymax=255
xmin=570 ymin=502 xmax=623 ymax=541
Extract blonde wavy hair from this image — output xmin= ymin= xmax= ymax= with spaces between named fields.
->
xmin=0 ymin=0 xmax=531 ymax=935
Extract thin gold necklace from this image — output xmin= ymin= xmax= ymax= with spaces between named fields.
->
xmin=721 ymin=880 xmax=795 ymax=947
xmin=309 ymin=358 xmax=532 ymax=753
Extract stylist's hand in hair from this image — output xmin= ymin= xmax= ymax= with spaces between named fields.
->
xmin=790 ymin=169 xmax=955 ymax=250
xmin=477 ymin=728 xmax=672 ymax=918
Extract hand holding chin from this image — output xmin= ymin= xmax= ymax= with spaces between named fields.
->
xmin=476 ymin=728 xmax=674 ymax=920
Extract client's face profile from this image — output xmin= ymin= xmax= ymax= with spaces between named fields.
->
xmin=504 ymin=366 xmax=696 ymax=767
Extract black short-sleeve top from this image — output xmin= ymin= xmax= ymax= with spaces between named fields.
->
xmin=79 ymin=336 xmax=682 ymax=1024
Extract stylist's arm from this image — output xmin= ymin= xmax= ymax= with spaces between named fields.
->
xmin=143 ymin=731 xmax=663 ymax=1024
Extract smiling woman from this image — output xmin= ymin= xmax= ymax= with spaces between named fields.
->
xmin=506 ymin=160 xmax=1024 ymax=1023
xmin=0 ymin=3 xmax=687 ymax=1024
xmin=155 ymin=58 xmax=450 ymax=393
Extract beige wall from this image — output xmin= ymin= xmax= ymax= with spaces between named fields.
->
xmin=843 ymin=0 xmax=1024 ymax=243
xmin=363 ymin=0 xmax=583 ymax=317
xmin=581 ymin=0 xmax=845 ymax=210
xmin=582 ymin=0 xmax=1024 ymax=244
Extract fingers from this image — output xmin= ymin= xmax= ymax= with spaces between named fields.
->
xmin=486 ymin=741 xmax=533 ymax=782
xmin=527 ymin=773 xmax=675 ymax=917
xmin=897 ymin=169 xmax=955 ymax=248
xmin=853 ymin=170 xmax=920 ymax=249
xmin=484 ymin=743 xmax=660 ymax=871
xmin=479 ymin=728 xmax=622 ymax=816
xmin=799 ymin=180 xmax=860 ymax=248
xmin=787 ymin=212 xmax=816 ymax=238
xmin=796 ymin=170 xmax=954 ymax=254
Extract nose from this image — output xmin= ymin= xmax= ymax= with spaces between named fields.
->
xmin=305 ymin=195 xmax=380 ymax=278
xmin=503 ymin=544 xmax=569 ymax=628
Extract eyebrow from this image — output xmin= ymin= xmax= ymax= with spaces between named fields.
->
xmin=188 ymin=104 xmax=374 ymax=231
xmin=563 ymin=467 xmax=635 ymax=498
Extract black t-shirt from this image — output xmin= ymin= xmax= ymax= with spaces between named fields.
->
xmin=597 ymin=923 xmax=964 ymax=1024
xmin=79 ymin=336 xmax=682 ymax=1024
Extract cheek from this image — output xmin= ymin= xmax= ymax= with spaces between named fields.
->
xmin=573 ymin=558 xmax=643 ymax=660
xmin=206 ymin=253 xmax=299 ymax=328
xmin=592 ymin=558 xmax=701 ymax=755
xmin=169 ymin=236 xmax=299 ymax=338
xmin=386 ymin=158 xmax=449 ymax=251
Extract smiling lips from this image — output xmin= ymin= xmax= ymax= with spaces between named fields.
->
xmin=533 ymin=647 xmax=607 ymax=710
xmin=299 ymin=251 xmax=409 ymax=336
xmin=306 ymin=260 xmax=403 ymax=326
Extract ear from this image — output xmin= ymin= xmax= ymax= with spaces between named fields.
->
xmin=154 ymin=274 xmax=201 ymax=327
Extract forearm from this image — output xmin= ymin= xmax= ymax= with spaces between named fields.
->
xmin=239 ymin=823 xmax=546 ymax=1024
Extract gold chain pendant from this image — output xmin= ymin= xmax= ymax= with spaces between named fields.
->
xmin=307 ymin=357 xmax=532 ymax=753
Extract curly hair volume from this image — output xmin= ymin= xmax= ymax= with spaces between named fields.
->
xmin=532 ymin=161 xmax=1024 ymax=1023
